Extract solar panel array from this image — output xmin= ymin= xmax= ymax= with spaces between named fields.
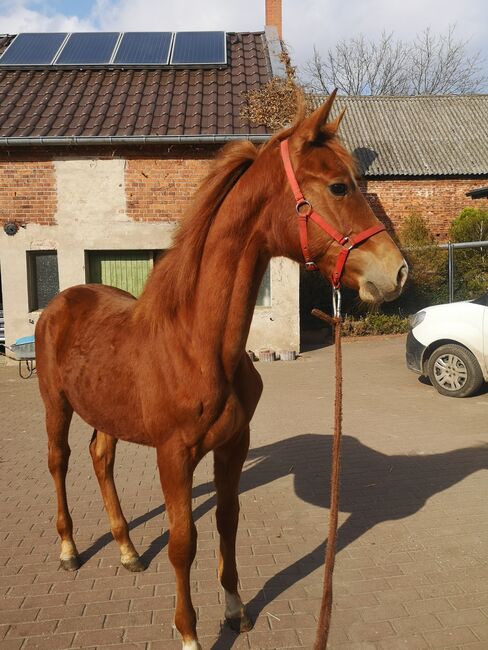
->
xmin=0 ymin=31 xmax=227 ymax=68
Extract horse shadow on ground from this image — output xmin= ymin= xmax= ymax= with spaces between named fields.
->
xmin=79 ymin=433 xmax=488 ymax=649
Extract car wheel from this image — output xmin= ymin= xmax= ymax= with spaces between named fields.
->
xmin=427 ymin=344 xmax=484 ymax=398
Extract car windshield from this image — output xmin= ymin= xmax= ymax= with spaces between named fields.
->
xmin=471 ymin=291 xmax=488 ymax=306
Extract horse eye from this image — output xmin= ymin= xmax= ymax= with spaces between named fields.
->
xmin=329 ymin=183 xmax=348 ymax=196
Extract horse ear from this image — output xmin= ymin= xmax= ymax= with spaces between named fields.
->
xmin=295 ymin=89 xmax=338 ymax=143
xmin=327 ymin=107 xmax=346 ymax=134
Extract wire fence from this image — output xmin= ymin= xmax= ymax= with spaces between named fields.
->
xmin=440 ymin=240 xmax=488 ymax=302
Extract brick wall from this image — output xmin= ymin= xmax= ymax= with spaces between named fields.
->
xmin=361 ymin=178 xmax=488 ymax=241
xmin=125 ymin=147 xmax=215 ymax=222
xmin=0 ymin=160 xmax=57 ymax=226
xmin=1 ymin=147 xmax=487 ymax=238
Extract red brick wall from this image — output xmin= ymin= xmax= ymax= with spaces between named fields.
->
xmin=0 ymin=160 xmax=57 ymax=226
xmin=125 ymin=147 xmax=215 ymax=222
xmin=1 ymin=147 xmax=486 ymax=239
xmin=361 ymin=178 xmax=488 ymax=241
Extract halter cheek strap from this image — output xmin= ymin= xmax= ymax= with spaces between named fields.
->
xmin=280 ymin=139 xmax=386 ymax=289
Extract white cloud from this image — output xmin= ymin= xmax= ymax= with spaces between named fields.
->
xmin=0 ymin=0 xmax=487 ymax=73
xmin=0 ymin=1 xmax=94 ymax=32
xmin=92 ymin=0 xmax=264 ymax=33
xmin=285 ymin=0 xmax=488 ymax=70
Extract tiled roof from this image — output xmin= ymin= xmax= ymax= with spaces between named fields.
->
xmin=0 ymin=32 xmax=272 ymax=141
xmin=311 ymin=94 xmax=488 ymax=177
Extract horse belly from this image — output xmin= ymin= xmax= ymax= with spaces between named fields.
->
xmin=64 ymin=376 xmax=153 ymax=444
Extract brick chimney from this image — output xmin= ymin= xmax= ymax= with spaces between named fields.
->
xmin=265 ymin=0 xmax=282 ymax=39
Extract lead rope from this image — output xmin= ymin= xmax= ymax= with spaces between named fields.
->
xmin=311 ymin=289 xmax=343 ymax=650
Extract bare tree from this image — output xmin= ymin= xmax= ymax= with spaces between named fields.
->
xmin=410 ymin=26 xmax=486 ymax=94
xmin=304 ymin=26 xmax=487 ymax=95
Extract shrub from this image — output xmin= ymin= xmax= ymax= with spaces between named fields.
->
xmin=341 ymin=313 xmax=409 ymax=337
xmin=396 ymin=213 xmax=448 ymax=310
xmin=449 ymin=207 xmax=488 ymax=298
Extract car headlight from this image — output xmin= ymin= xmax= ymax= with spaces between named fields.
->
xmin=408 ymin=311 xmax=426 ymax=329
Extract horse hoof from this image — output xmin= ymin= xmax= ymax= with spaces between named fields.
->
xmin=60 ymin=556 xmax=81 ymax=571
xmin=226 ymin=612 xmax=254 ymax=634
xmin=121 ymin=556 xmax=146 ymax=572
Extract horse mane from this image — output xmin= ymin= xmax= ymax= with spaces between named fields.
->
xmin=137 ymin=139 xmax=260 ymax=318
xmin=137 ymin=100 xmax=356 ymax=322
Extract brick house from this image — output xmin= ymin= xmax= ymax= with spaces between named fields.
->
xmin=313 ymin=95 xmax=488 ymax=240
xmin=0 ymin=20 xmax=304 ymax=353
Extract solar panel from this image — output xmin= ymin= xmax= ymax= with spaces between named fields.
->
xmin=170 ymin=31 xmax=226 ymax=65
xmin=0 ymin=33 xmax=67 ymax=65
xmin=55 ymin=32 xmax=119 ymax=65
xmin=113 ymin=32 xmax=173 ymax=65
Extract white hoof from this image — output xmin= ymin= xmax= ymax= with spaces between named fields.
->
xmin=182 ymin=641 xmax=202 ymax=650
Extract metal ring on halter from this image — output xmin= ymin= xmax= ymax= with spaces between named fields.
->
xmin=332 ymin=288 xmax=342 ymax=318
xmin=295 ymin=200 xmax=312 ymax=216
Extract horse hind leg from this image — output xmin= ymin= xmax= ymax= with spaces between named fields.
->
xmin=214 ymin=426 xmax=253 ymax=633
xmin=45 ymin=393 xmax=80 ymax=571
xmin=89 ymin=430 xmax=144 ymax=572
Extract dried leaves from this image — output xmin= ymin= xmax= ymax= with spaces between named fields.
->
xmin=241 ymin=49 xmax=313 ymax=131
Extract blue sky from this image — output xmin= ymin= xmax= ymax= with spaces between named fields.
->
xmin=41 ymin=1 xmax=94 ymax=18
xmin=1 ymin=0 xmax=487 ymax=75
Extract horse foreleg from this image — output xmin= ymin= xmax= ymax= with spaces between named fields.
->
xmin=157 ymin=443 xmax=201 ymax=650
xmin=89 ymin=430 xmax=144 ymax=572
xmin=214 ymin=426 xmax=253 ymax=633
xmin=45 ymin=395 xmax=79 ymax=571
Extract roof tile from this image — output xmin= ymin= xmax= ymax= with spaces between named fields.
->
xmin=0 ymin=32 xmax=272 ymax=139
xmin=311 ymin=94 xmax=488 ymax=177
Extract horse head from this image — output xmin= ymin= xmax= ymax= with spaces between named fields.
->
xmin=265 ymin=90 xmax=408 ymax=303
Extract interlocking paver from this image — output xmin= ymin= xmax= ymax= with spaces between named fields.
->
xmin=1 ymin=337 xmax=488 ymax=649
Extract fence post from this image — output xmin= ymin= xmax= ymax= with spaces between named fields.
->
xmin=448 ymin=241 xmax=454 ymax=303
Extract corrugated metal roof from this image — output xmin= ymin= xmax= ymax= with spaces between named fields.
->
xmin=311 ymin=95 xmax=488 ymax=177
xmin=0 ymin=32 xmax=272 ymax=140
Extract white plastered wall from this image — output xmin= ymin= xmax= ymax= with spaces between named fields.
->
xmin=0 ymin=157 xmax=300 ymax=354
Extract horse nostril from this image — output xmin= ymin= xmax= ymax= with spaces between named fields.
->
xmin=397 ymin=261 xmax=409 ymax=288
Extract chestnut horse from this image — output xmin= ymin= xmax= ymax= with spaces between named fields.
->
xmin=36 ymin=93 xmax=407 ymax=649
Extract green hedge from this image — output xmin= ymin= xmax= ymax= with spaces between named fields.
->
xmin=449 ymin=207 xmax=488 ymax=299
xmin=341 ymin=313 xmax=409 ymax=337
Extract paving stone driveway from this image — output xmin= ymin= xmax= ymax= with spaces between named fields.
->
xmin=1 ymin=336 xmax=488 ymax=650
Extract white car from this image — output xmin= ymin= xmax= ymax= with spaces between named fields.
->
xmin=406 ymin=293 xmax=488 ymax=397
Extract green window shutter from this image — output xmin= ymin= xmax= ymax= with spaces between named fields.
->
xmin=87 ymin=251 xmax=154 ymax=298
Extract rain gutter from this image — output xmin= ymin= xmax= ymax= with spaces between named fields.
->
xmin=0 ymin=134 xmax=270 ymax=146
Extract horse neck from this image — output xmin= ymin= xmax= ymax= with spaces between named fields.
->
xmin=141 ymin=149 xmax=279 ymax=377
xmin=191 ymin=162 xmax=272 ymax=375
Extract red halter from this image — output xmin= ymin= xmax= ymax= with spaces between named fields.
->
xmin=280 ymin=139 xmax=386 ymax=289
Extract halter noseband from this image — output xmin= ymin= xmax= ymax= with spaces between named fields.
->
xmin=280 ymin=139 xmax=386 ymax=289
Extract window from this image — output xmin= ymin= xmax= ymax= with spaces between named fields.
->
xmin=27 ymin=250 xmax=59 ymax=311
xmin=256 ymin=264 xmax=271 ymax=307
xmin=86 ymin=250 xmax=162 ymax=298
